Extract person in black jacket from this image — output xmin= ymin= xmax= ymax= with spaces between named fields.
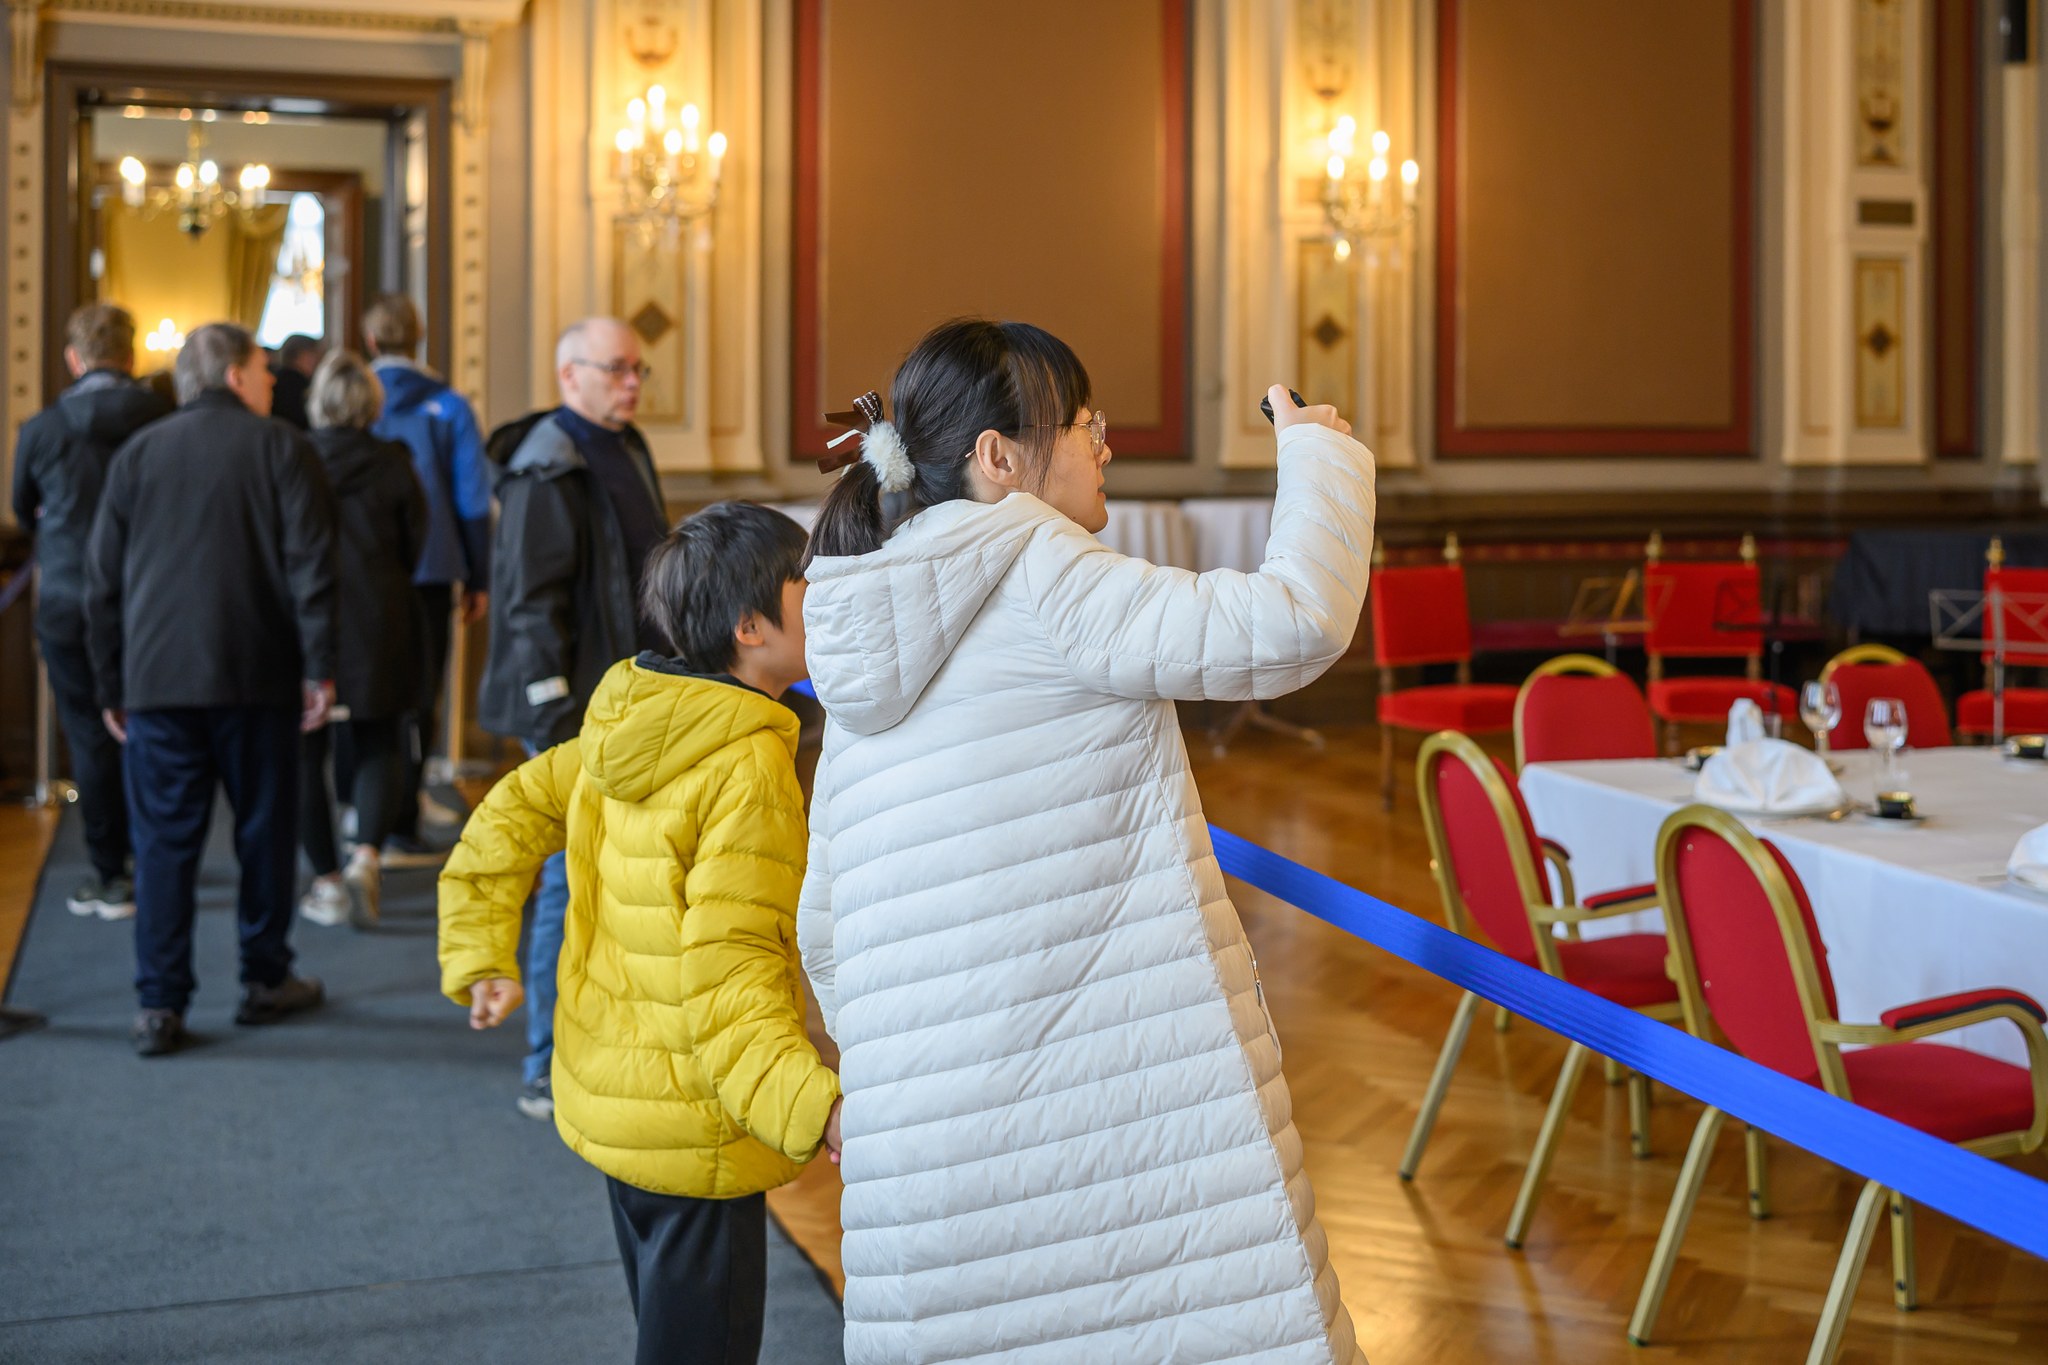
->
xmin=10 ymin=303 xmax=171 ymax=919
xmin=86 ymin=322 xmax=338 ymax=1057
xmin=476 ymin=315 xmax=666 ymax=1119
xmin=296 ymin=350 xmax=427 ymax=930
xmin=270 ymin=334 xmax=321 ymax=431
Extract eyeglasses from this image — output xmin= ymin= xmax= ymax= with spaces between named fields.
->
xmin=1027 ymin=410 xmax=1108 ymax=456
xmin=569 ymin=358 xmax=652 ymax=381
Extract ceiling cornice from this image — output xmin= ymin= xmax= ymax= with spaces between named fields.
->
xmin=47 ymin=0 xmax=527 ymax=35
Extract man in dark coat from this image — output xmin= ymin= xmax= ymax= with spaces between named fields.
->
xmin=270 ymin=334 xmax=321 ymax=430
xmin=476 ymin=315 xmax=666 ymax=1118
xmin=86 ymin=322 xmax=338 ymax=1057
xmin=10 ymin=303 xmax=172 ymax=919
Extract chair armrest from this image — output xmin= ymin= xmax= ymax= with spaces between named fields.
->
xmin=1530 ymin=886 xmax=1659 ymax=927
xmin=1538 ymin=839 xmax=1577 ymax=909
xmin=1881 ymin=989 xmax=2045 ymax=1031
xmin=1817 ymin=991 xmax=2048 ymax=1048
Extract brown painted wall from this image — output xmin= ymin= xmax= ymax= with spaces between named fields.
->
xmin=793 ymin=0 xmax=1184 ymax=456
xmin=1441 ymin=0 xmax=1748 ymax=449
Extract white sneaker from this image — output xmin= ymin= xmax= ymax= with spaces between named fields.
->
xmin=344 ymin=846 xmax=381 ymax=926
xmin=418 ymin=791 xmax=465 ymax=829
xmin=299 ymin=876 xmax=351 ymax=927
xmin=338 ymin=805 xmax=357 ymax=841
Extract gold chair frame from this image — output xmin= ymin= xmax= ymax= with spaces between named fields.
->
xmin=1409 ymin=730 xmax=1676 ymax=1249
xmin=1629 ymin=804 xmax=2048 ymax=1364
xmin=1511 ymin=653 xmax=1623 ymax=772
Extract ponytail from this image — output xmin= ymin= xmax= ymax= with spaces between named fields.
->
xmin=801 ymin=317 xmax=1091 ymax=572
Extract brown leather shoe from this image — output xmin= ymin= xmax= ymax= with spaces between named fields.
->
xmin=133 ymin=1009 xmax=186 ymax=1057
xmin=234 ymin=975 xmax=325 ymax=1026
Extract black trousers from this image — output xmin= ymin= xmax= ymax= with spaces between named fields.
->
xmin=605 ymin=1180 xmax=766 ymax=1365
xmin=299 ymin=716 xmax=405 ymax=877
xmin=394 ymin=582 xmax=453 ymax=840
xmin=39 ymin=630 xmax=130 ymax=882
xmin=124 ymin=706 xmax=299 ymax=1013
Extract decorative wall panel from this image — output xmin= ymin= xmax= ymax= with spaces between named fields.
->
xmin=1853 ymin=254 xmax=1905 ymax=428
xmin=1296 ymin=239 xmax=1356 ymax=418
xmin=1434 ymin=0 xmax=1754 ymax=457
xmin=792 ymin=0 xmax=1187 ymax=459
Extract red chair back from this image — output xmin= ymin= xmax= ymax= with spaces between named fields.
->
xmin=1372 ymin=564 xmax=1475 ymax=668
xmin=1420 ymin=742 xmax=1542 ymax=960
xmin=1517 ymin=672 xmax=1657 ymax=764
xmin=1661 ymin=817 xmax=1837 ymax=1081
xmin=1985 ymin=566 xmax=2048 ymax=667
xmin=1644 ymin=561 xmax=1762 ymax=659
xmin=1825 ymin=659 xmax=1953 ymax=750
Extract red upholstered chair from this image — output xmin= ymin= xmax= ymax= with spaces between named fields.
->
xmin=1371 ymin=537 xmax=1518 ymax=810
xmin=1642 ymin=536 xmax=1796 ymax=753
xmin=1629 ymin=806 xmax=2048 ymax=1363
xmin=1412 ymin=731 xmax=1675 ymax=1249
xmin=1817 ymin=644 xmax=1952 ymax=750
xmin=1513 ymin=654 xmax=1658 ymax=769
xmin=1956 ymin=555 xmax=2048 ymax=740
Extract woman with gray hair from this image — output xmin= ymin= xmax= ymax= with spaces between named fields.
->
xmin=298 ymin=349 xmax=429 ymax=927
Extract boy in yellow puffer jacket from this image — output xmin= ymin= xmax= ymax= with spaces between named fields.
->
xmin=438 ymin=501 xmax=840 ymax=1365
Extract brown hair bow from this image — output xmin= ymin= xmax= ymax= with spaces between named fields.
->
xmin=817 ymin=390 xmax=885 ymax=473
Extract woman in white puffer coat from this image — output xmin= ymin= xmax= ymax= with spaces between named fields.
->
xmin=798 ymin=319 xmax=1375 ymax=1364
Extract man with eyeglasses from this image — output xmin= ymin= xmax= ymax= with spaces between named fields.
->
xmin=476 ymin=315 xmax=668 ymax=1119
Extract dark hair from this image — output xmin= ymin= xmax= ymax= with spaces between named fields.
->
xmin=806 ymin=318 xmax=1090 ymax=565
xmin=640 ymin=501 xmax=810 ymax=674
xmin=279 ymin=334 xmax=323 ymax=367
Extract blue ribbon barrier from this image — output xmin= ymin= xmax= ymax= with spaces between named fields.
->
xmin=1208 ymin=824 xmax=2048 ymax=1263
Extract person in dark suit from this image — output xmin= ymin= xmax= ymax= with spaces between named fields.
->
xmin=86 ymin=322 xmax=338 ymax=1057
xmin=270 ymin=334 xmax=322 ymax=430
xmin=10 ymin=303 xmax=171 ymax=919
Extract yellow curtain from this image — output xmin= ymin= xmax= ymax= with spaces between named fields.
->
xmin=224 ymin=203 xmax=290 ymax=332
xmin=100 ymin=202 xmax=232 ymax=344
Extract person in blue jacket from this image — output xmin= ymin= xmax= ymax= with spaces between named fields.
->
xmin=363 ymin=293 xmax=491 ymax=863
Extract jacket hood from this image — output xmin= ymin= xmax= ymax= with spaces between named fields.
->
xmin=372 ymin=359 xmax=445 ymax=413
xmin=58 ymin=372 xmax=167 ymax=442
xmin=577 ymin=656 xmax=799 ymax=803
xmin=309 ymin=427 xmax=403 ymax=495
xmin=802 ymin=493 xmax=1054 ymax=735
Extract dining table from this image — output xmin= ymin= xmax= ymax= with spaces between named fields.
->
xmin=1519 ymin=747 xmax=2048 ymax=1065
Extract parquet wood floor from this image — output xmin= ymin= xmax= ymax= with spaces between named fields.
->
xmin=770 ymin=721 xmax=2048 ymax=1363
xmin=0 ymin=803 xmax=58 ymax=993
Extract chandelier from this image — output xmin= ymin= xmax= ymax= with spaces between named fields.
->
xmin=612 ymin=84 xmax=725 ymax=243
xmin=117 ymin=124 xmax=271 ymax=239
xmin=1321 ymin=116 xmax=1418 ymax=261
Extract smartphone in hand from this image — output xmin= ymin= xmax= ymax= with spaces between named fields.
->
xmin=1258 ymin=389 xmax=1309 ymax=425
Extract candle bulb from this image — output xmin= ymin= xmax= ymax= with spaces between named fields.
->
xmin=1326 ymin=153 xmax=1345 ymax=183
xmin=615 ymin=127 xmax=637 ymax=180
xmin=628 ymin=97 xmax=646 ymax=133
xmin=1400 ymin=158 xmax=1420 ymax=205
xmin=1367 ymin=156 xmax=1386 ymax=205
xmin=663 ymin=127 xmax=683 ymax=161
xmin=647 ymin=84 xmax=666 ymax=131
xmin=1370 ymin=128 xmax=1391 ymax=157
xmin=119 ymin=156 xmax=146 ymax=208
xmin=681 ymin=102 xmax=701 ymax=155
xmin=708 ymin=130 xmax=727 ymax=184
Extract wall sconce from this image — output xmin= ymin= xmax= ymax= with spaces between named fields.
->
xmin=612 ymin=83 xmax=725 ymax=243
xmin=1322 ymin=116 xmax=1418 ymax=261
xmin=117 ymin=123 xmax=270 ymax=240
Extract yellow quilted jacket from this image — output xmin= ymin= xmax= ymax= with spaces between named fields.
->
xmin=438 ymin=656 xmax=839 ymax=1198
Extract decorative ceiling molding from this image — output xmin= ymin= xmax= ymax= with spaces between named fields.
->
xmin=47 ymin=0 xmax=526 ymax=35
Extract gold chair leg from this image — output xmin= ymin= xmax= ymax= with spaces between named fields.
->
xmin=1400 ymin=990 xmax=1480 ymax=1181
xmin=1494 ymin=1005 xmax=1513 ymax=1033
xmin=1380 ymin=727 xmax=1396 ymax=811
xmin=1628 ymin=1104 xmax=1727 ymax=1346
xmin=1890 ymin=1192 xmax=1917 ymax=1311
xmin=1744 ymin=1124 xmax=1771 ymax=1220
xmin=1807 ymin=1179 xmax=1887 ymax=1365
xmin=1506 ymin=1040 xmax=1588 ymax=1249
xmin=1628 ymin=1071 xmax=1653 ymax=1159
xmin=1603 ymin=1054 xmax=1624 ymax=1085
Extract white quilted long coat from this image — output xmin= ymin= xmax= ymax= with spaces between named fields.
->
xmin=798 ymin=423 xmax=1376 ymax=1364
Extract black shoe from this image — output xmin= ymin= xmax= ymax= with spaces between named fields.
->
xmin=234 ymin=974 xmax=325 ymax=1025
xmin=68 ymin=875 xmax=137 ymax=921
xmin=133 ymin=1009 xmax=186 ymax=1057
xmin=517 ymin=1077 xmax=554 ymax=1120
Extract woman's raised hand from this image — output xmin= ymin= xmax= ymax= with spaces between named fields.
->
xmin=1268 ymin=384 xmax=1351 ymax=438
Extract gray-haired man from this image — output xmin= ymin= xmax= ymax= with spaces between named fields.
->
xmin=86 ymin=322 xmax=338 ymax=1056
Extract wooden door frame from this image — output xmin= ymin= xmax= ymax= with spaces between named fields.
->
xmin=43 ymin=64 xmax=452 ymax=404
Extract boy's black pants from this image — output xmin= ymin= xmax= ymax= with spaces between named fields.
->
xmin=606 ymin=1179 xmax=766 ymax=1365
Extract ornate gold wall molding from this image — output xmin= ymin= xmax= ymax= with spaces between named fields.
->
xmin=44 ymin=0 xmax=522 ymax=34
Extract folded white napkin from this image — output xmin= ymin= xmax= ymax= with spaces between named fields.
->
xmin=1694 ymin=738 xmax=1846 ymax=815
xmin=1726 ymin=698 xmax=1765 ymax=747
xmin=2009 ymin=823 xmax=2048 ymax=891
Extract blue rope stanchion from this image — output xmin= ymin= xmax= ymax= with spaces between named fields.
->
xmin=1208 ymin=824 xmax=2048 ymax=1264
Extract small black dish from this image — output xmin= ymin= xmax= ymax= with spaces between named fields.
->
xmin=1683 ymin=746 xmax=1722 ymax=772
xmin=2005 ymin=735 xmax=2047 ymax=761
xmin=1873 ymin=791 xmax=1921 ymax=821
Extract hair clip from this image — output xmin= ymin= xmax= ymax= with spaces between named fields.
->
xmin=817 ymin=389 xmax=885 ymax=473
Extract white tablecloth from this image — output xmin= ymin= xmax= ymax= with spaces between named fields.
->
xmin=1178 ymin=498 xmax=1273 ymax=574
xmin=1097 ymin=501 xmax=1194 ymax=568
xmin=1520 ymin=749 xmax=2048 ymax=1065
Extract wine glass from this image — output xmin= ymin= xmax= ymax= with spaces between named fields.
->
xmin=1800 ymin=680 xmax=1842 ymax=754
xmin=1863 ymin=697 xmax=1908 ymax=790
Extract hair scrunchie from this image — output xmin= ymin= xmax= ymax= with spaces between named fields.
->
xmin=818 ymin=389 xmax=914 ymax=493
